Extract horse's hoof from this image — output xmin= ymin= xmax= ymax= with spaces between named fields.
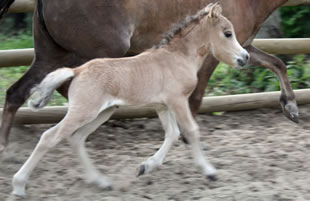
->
xmin=288 ymin=112 xmax=299 ymax=123
xmin=12 ymin=175 xmax=27 ymax=198
xmin=207 ymin=175 xmax=218 ymax=181
xmin=137 ymin=164 xmax=146 ymax=177
xmin=280 ymin=97 xmax=299 ymax=123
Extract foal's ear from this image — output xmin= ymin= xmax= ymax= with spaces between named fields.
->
xmin=207 ymin=2 xmax=222 ymax=22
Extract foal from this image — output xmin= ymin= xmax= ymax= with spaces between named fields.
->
xmin=12 ymin=3 xmax=249 ymax=197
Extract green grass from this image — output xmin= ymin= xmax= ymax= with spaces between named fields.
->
xmin=0 ymin=33 xmax=33 ymax=49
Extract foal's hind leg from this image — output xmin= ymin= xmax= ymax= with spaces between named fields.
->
xmin=12 ymin=124 xmax=60 ymax=197
xmin=69 ymin=107 xmax=116 ymax=189
xmin=12 ymin=109 xmax=100 ymax=197
xmin=169 ymin=98 xmax=216 ymax=179
xmin=138 ymin=109 xmax=180 ymax=176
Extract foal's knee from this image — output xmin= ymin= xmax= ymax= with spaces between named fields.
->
xmin=37 ymin=129 xmax=60 ymax=150
xmin=183 ymin=126 xmax=200 ymax=142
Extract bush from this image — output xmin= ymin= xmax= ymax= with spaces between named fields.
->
xmin=280 ymin=6 xmax=310 ymax=38
xmin=206 ymin=55 xmax=310 ymax=96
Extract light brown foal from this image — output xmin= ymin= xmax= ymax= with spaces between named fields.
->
xmin=13 ymin=3 xmax=249 ymax=197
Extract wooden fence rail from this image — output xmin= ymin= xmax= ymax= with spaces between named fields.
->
xmin=253 ymin=38 xmax=310 ymax=55
xmin=0 ymin=38 xmax=309 ymax=68
xmin=0 ymin=48 xmax=34 ymax=67
xmin=1 ymin=89 xmax=309 ymax=124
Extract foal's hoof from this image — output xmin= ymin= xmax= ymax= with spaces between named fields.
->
xmin=207 ymin=175 xmax=218 ymax=181
xmin=12 ymin=174 xmax=27 ymax=198
xmin=137 ymin=164 xmax=146 ymax=177
xmin=12 ymin=190 xmax=26 ymax=198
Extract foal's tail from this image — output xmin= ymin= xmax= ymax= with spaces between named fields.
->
xmin=28 ymin=68 xmax=76 ymax=111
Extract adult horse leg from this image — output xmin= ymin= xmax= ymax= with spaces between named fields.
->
xmin=0 ymin=61 xmax=63 ymax=152
xmin=68 ymin=107 xmax=116 ymax=189
xmin=189 ymin=55 xmax=219 ymax=116
xmin=246 ymin=45 xmax=299 ymax=123
xmin=0 ymin=8 xmax=73 ymax=152
xmin=138 ymin=109 xmax=180 ymax=176
xmin=169 ymin=98 xmax=217 ymax=180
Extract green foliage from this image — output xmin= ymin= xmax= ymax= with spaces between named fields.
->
xmin=0 ymin=13 xmax=33 ymax=35
xmin=286 ymin=55 xmax=310 ymax=89
xmin=0 ymin=66 xmax=28 ymax=106
xmin=0 ymin=33 xmax=33 ymax=49
xmin=280 ymin=6 xmax=310 ymax=38
xmin=207 ymin=55 xmax=310 ymax=96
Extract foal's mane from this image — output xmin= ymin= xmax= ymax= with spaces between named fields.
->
xmin=154 ymin=6 xmax=210 ymax=49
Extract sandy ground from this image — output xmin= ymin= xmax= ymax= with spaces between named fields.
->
xmin=0 ymin=105 xmax=310 ymax=201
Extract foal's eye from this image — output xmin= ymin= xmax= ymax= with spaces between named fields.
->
xmin=224 ymin=31 xmax=232 ymax=38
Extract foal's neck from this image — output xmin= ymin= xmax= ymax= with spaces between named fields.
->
xmin=164 ymin=21 xmax=210 ymax=73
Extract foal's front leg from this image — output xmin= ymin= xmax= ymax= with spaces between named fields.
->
xmin=138 ymin=109 xmax=180 ymax=176
xmin=169 ymin=98 xmax=216 ymax=180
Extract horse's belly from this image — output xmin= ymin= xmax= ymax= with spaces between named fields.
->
xmin=42 ymin=0 xmax=134 ymax=59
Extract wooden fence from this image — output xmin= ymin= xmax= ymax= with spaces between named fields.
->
xmin=0 ymin=0 xmax=310 ymax=123
xmin=1 ymin=89 xmax=309 ymax=124
xmin=1 ymin=38 xmax=310 ymax=67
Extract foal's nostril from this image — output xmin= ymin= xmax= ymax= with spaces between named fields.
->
xmin=245 ymin=54 xmax=249 ymax=60
xmin=237 ymin=58 xmax=246 ymax=67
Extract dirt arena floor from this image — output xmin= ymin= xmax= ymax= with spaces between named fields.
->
xmin=0 ymin=104 xmax=309 ymax=201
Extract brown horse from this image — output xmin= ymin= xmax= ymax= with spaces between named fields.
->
xmin=12 ymin=4 xmax=248 ymax=196
xmin=0 ymin=0 xmax=298 ymax=153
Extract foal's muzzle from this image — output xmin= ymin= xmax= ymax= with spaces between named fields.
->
xmin=237 ymin=53 xmax=249 ymax=67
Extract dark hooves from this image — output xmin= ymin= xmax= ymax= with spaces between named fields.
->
xmin=280 ymin=97 xmax=299 ymax=123
xmin=288 ymin=112 xmax=299 ymax=123
xmin=137 ymin=164 xmax=146 ymax=177
xmin=207 ymin=175 xmax=218 ymax=181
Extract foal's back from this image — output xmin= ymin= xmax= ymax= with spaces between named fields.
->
xmin=70 ymin=49 xmax=194 ymax=106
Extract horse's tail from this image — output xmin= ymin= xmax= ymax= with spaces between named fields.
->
xmin=28 ymin=68 xmax=76 ymax=111
xmin=0 ymin=0 xmax=16 ymax=19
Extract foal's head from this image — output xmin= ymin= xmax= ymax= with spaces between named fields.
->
xmin=205 ymin=3 xmax=249 ymax=68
